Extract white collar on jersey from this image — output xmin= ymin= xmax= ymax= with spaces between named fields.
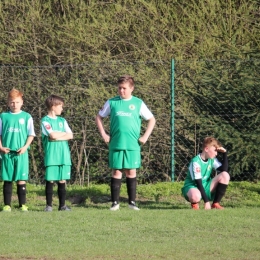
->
xmin=120 ymin=95 xmax=133 ymax=101
xmin=47 ymin=115 xmax=58 ymax=119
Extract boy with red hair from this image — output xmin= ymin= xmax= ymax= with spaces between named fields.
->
xmin=0 ymin=89 xmax=35 ymax=212
xmin=182 ymin=137 xmax=230 ymax=210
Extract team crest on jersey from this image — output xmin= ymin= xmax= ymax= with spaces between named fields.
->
xmin=19 ymin=118 xmax=25 ymax=124
xmin=195 ymin=167 xmax=200 ymax=173
xmin=129 ymin=104 xmax=135 ymax=110
xmin=45 ymin=124 xmax=51 ymax=130
xmin=59 ymin=122 xmax=63 ymax=128
xmin=208 ymin=165 xmax=211 ymax=171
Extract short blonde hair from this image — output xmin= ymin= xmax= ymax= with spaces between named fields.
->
xmin=8 ymin=89 xmax=23 ymax=100
xmin=202 ymin=137 xmax=221 ymax=150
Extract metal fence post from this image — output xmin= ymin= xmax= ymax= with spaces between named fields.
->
xmin=171 ymin=59 xmax=175 ymax=182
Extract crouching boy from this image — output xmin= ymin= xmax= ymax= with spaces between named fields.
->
xmin=182 ymin=137 xmax=230 ymax=210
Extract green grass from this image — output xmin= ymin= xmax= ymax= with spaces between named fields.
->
xmin=0 ymin=181 xmax=260 ymax=259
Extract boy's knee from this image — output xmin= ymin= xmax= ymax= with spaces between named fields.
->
xmin=17 ymin=180 xmax=26 ymax=185
xmin=187 ymin=190 xmax=201 ymax=203
xmin=112 ymin=170 xmax=122 ymax=178
xmin=221 ymin=171 xmax=230 ymax=182
xmin=126 ymin=169 xmax=136 ymax=178
xmin=189 ymin=195 xmax=201 ymax=203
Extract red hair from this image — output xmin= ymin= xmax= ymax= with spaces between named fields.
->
xmin=8 ymin=89 xmax=23 ymax=100
xmin=202 ymin=137 xmax=221 ymax=150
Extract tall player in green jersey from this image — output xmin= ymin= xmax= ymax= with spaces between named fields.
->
xmin=0 ymin=89 xmax=35 ymax=212
xmin=96 ymin=75 xmax=156 ymax=211
xmin=41 ymin=95 xmax=73 ymax=212
xmin=182 ymin=137 xmax=230 ymax=210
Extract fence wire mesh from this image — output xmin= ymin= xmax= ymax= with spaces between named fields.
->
xmin=0 ymin=62 xmax=171 ymax=184
xmin=174 ymin=59 xmax=260 ymax=182
xmin=0 ymin=59 xmax=259 ymax=184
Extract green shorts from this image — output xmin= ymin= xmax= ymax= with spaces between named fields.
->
xmin=109 ymin=150 xmax=141 ymax=169
xmin=45 ymin=165 xmax=71 ymax=181
xmin=1 ymin=151 xmax=29 ymax=181
xmin=182 ymin=180 xmax=215 ymax=202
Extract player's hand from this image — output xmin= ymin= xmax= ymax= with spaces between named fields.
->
xmin=17 ymin=146 xmax=27 ymax=155
xmin=0 ymin=147 xmax=10 ymax=154
xmin=138 ymin=136 xmax=147 ymax=145
xmin=204 ymin=202 xmax=211 ymax=210
xmin=217 ymin=147 xmax=226 ymax=153
xmin=102 ymin=133 xmax=110 ymax=144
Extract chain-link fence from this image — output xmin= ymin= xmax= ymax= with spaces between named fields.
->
xmin=174 ymin=59 xmax=260 ymax=182
xmin=0 ymin=60 xmax=259 ymax=184
xmin=0 ymin=62 xmax=171 ymax=184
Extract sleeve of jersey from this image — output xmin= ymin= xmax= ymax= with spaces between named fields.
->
xmin=140 ymin=102 xmax=153 ymax=120
xmin=191 ymin=162 xmax=202 ymax=180
xmin=27 ymin=117 xmax=36 ymax=136
xmin=64 ymin=120 xmax=73 ymax=133
xmin=42 ymin=121 xmax=53 ymax=136
xmin=0 ymin=118 xmax=2 ymax=135
xmin=213 ymin=158 xmax=222 ymax=170
xmin=98 ymin=101 xmax=110 ymax=118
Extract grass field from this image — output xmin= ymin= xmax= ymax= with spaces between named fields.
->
xmin=0 ymin=181 xmax=260 ymax=260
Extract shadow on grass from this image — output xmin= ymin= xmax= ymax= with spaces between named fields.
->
xmin=75 ymin=193 xmax=187 ymax=210
xmin=246 ymin=185 xmax=260 ymax=194
xmin=0 ymin=182 xmax=190 ymax=211
xmin=137 ymin=200 xmax=187 ymax=210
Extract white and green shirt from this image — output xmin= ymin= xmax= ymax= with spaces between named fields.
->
xmin=0 ymin=111 xmax=35 ymax=151
xmin=99 ymin=95 xmax=153 ymax=151
xmin=41 ymin=115 xmax=72 ymax=166
xmin=183 ymin=154 xmax=222 ymax=188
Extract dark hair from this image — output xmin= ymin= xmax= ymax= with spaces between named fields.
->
xmin=117 ymin=75 xmax=135 ymax=87
xmin=45 ymin=95 xmax=64 ymax=110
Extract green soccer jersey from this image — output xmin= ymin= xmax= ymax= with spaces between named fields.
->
xmin=0 ymin=111 xmax=35 ymax=151
xmin=41 ymin=116 xmax=72 ymax=166
xmin=182 ymin=154 xmax=222 ymax=189
xmin=108 ymin=96 xmax=143 ymax=151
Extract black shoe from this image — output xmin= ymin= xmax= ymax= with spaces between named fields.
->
xmin=58 ymin=205 xmax=71 ymax=211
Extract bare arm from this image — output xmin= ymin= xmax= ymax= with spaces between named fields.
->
xmin=0 ymin=136 xmax=10 ymax=153
xmin=0 ymin=120 xmax=10 ymax=153
xmin=54 ymin=132 xmax=73 ymax=141
xmin=95 ymin=114 xmax=110 ymax=143
xmin=139 ymin=116 xmax=156 ymax=145
xmin=43 ymin=119 xmax=73 ymax=141
xmin=49 ymin=132 xmax=67 ymax=140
